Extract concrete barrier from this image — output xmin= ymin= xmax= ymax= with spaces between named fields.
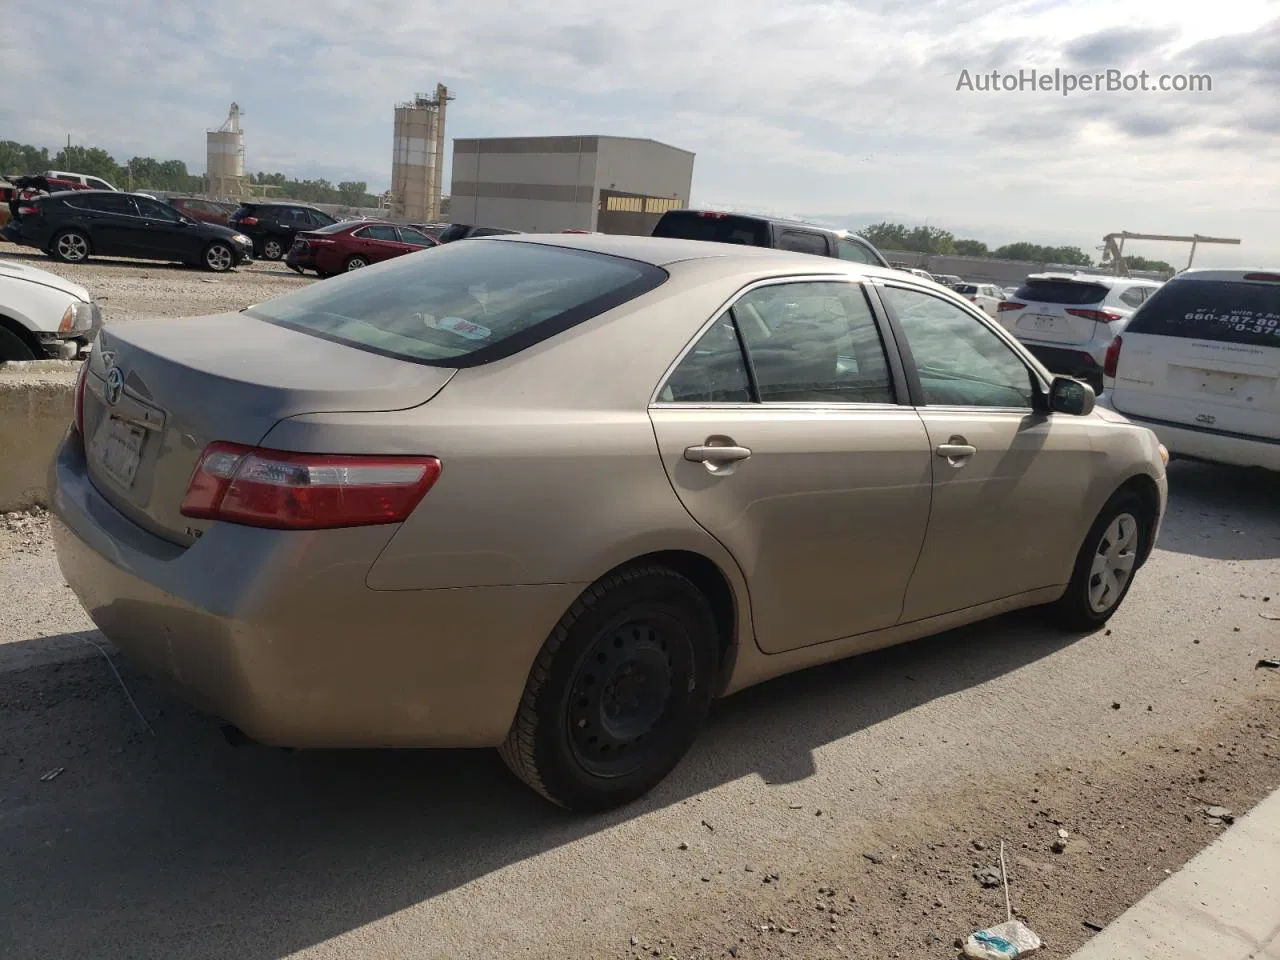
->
xmin=0 ymin=360 xmax=81 ymax=512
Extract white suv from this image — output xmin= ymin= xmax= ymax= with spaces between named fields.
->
xmin=1099 ymin=269 xmax=1280 ymax=471
xmin=954 ymin=282 xmax=1005 ymax=318
xmin=998 ymin=273 xmax=1164 ymax=392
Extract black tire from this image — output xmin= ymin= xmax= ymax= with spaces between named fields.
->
xmin=0 ymin=326 xmax=37 ymax=362
xmin=344 ymin=255 xmax=369 ymax=272
xmin=203 ymin=242 xmax=235 ymax=273
xmin=49 ymin=229 xmax=91 ymax=264
xmin=1049 ymin=491 xmax=1151 ymax=631
xmin=260 ymin=237 xmax=284 ymax=260
xmin=499 ymin=565 xmax=719 ymax=812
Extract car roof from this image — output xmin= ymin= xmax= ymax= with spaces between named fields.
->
xmin=1169 ymin=268 xmax=1280 ymax=282
xmin=237 ymin=200 xmax=321 ymax=210
xmin=1023 ymin=272 xmax=1161 ymax=287
xmin=489 ymin=233 xmax=930 ymax=283
xmin=670 ymin=208 xmax=846 ymax=235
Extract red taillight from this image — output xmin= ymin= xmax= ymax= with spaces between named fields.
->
xmin=17 ymin=205 xmax=39 ymax=217
xmin=966 ymin=296 xmax=977 ymax=302
xmin=997 ymin=301 xmax=1025 ymax=312
xmin=1104 ymin=335 xmax=1123 ymax=379
xmin=696 ymin=211 xmax=728 ymax=218
xmin=1242 ymin=272 xmax=1280 ymax=282
xmin=72 ymin=362 xmax=88 ymax=437
xmin=238 ymin=216 xmax=258 ymax=226
xmin=180 ymin=442 xmax=441 ymax=530
xmin=1066 ymin=308 xmax=1124 ymax=323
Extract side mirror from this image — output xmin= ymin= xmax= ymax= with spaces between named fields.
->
xmin=1048 ymin=376 xmax=1095 ymax=416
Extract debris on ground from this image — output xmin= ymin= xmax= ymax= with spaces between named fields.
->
xmin=974 ymin=867 xmax=1003 ymax=888
xmin=1050 ymin=838 xmax=1067 ymax=854
xmin=962 ymin=920 xmax=1043 ymax=959
xmin=39 ymin=767 xmax=65 ymax=782
xmin=1202 ymin=805 xmax=1235 ymax=825
xmin=1256 ymin=659 xmax=1280 ymax=669
xmin=1261 ymin=613 xmax=1280 ymax=621
xmin=862 ymin=852 xmax=884 ymax=865
xmin=701 ymin=819 xmax=714 ymax=832
xmin=1082 ymin=920 xmax=1105 ymax=932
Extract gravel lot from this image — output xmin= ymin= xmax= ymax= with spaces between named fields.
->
xmin=0 ymin=246 xmax=312 ymax=323
xmin=2 ymin=461 xmax=1279 ymax=960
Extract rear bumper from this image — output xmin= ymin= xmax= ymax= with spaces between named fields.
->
xmin=1098 ymin=399 xmax=1280 ymax=472
xmin=48 ymin=434 xmax=582 ymax=748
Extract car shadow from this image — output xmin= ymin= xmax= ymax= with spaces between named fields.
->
xmin=1156 ymin=459 xmax=1280 ymax=561
xmin=0 ymin=610 xmax=1081 ymax=959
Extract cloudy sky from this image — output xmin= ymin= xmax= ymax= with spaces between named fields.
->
xmin=5 ymin=0 xmax=1277 ymax=264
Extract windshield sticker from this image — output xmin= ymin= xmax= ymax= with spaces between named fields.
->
xmin=433 ymin=315 xmax=492 ymax=340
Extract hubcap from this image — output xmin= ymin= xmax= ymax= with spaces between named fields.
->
xmin=58 ymin=234 xmax=87 ymax=260
xmin=567 ymin=617 xmax=693 ymax=778
xmin=207 ymin=245 xmax=232 ymax=270
xmin=347 ymin=258 xmax=366 ymax=270
xmin=1088 ymin=512 xmax=1139 ymax=613
xmin=265 ymin=240 xmax=282 ymax=258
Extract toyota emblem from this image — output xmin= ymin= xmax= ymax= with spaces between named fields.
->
xmin=104 ymin=366 xmax=124 ymax=406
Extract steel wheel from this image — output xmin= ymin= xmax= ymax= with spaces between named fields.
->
xmin=1087 ymin=512 xmax=1138 ymax=613
xmin=204 ymin=243 xmax=234 ymax=272
xmin=54 ymin=231 xmax=89 ymax=262
xmin=566 ymin=615 xmax=694 ymax=779
xmin=262 ymin=239 xmax=283 ymax=260
xmin=345 ymin=255 xmax=368 ymax=271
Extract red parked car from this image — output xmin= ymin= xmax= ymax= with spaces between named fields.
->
xmin=167 ymin=197 xmax=237 ymax=226
xmin=285 ymin=220 xmax=439 ymax=277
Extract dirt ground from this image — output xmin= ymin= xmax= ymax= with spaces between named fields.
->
xmin=0 ymin=246 xmax=312 ymax=323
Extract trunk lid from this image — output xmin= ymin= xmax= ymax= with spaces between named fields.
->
xmin=1109 ymin=275 xmax=1280 ymax=441
xmin=82 ymin=312 xmax=456 ymax=546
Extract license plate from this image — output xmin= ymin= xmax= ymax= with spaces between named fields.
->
xmin=1197 ymin=371 xmax=1244 ymax=397
xmin=90 ymin=417 xmax=147 ymax=488
xmin=1031 ymin=314 xmax=1058 ymax=330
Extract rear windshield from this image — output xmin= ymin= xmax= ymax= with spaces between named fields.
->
xmin=247 ymin=239 xmax=668 ymax=366
xmin=954 ymin=284 xmax=979 ymax=295
xmin=437 ymin=224 xmax=471 ymax=243
xmin=1126 ymin=278 xmax=1280 ymax=349
xmin=1013 ymin=279 xmax=1111 ymax=305
xmin=307 ymin=220 xmax=357 ymax=235
xmin=651 ymin=211 xmax=770 ymax=246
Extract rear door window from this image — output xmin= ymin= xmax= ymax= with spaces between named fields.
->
xmin=1125 ymin=278 xmax=1280 ymax=349
xmin=777 ymin=231 xmax=830 ymax=256
xmin=651 ymin=211 xmax=770 ymax=246
xmin=248 ymin=239 xmax=667 ymax=366
xmin=399 ymin=227 xmax=436 ymax=246
xmin=74 ymin=193 xmax=139 ymax=216
xmin=359 ymin=224 xmax=401 ymax=242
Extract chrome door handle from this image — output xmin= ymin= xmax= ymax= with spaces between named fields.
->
xmin=936 ymin=443 xmax=977 ymax=459
xmin=684 ymin=444 xmax=752 ymax=463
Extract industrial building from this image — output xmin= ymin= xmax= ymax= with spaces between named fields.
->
xmin=391 ymin=85 xmax=451 ymax=222
xmin=206 ymin=103 xmax=247 ymax=199
xmin=449 ymin=135 xmax=694 ymax=235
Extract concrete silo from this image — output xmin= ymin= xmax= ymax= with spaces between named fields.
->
xmin=207 ymin=103 xmax=246 ymax=199
xmin=391 ymin=84 xmax=452 ymax=222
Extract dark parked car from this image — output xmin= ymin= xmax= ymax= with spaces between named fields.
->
xmin=285 ymin=220 xmax=438 ymax=277
xmin=652 ymin=209 xmax=889 ymax=267
xmin=168 ymin=197 xmax=237 ymax=227
xmin=435 ymin=223 xmax=522 ymax=243
xmin=4 ymin=190 xmax=254 ymax=272
xmin=228 ymin=202 xmax=339 ymax=260
xmin=407 ymin=221 xmax=450 ymax=239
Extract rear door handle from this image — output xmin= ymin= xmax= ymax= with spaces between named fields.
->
xmin=684 ymin=444 xmax=752 ymax=463
xmin=936 ymin=443 xmax=977 ymax=459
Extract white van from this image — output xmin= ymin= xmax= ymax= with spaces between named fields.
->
xmin=1099 ymin=269 xmax=1280 ymax=471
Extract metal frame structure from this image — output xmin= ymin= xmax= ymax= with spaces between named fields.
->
xmin=1102 ymin=231 xmax=1242 ymax=276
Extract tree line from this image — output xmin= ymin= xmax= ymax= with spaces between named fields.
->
xmin=857 ymin=221 xmax=1174 ymax=272
xmin=0 ymin=139 xmax=387 ymax=209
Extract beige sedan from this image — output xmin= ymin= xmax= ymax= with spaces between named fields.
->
xmin=49 ymin=234 xmax=1168 ymax=811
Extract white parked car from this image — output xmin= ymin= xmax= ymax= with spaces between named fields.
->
xmin=1099 ymin=269 xmax=1280 ymax=471
xmin=997 ymin=273 xmax=1164 ymax=392
xmin=0 ymin=258 xmax=102 ymax=362
xmin=954 ymin=282 xmax=1005 ymax=318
